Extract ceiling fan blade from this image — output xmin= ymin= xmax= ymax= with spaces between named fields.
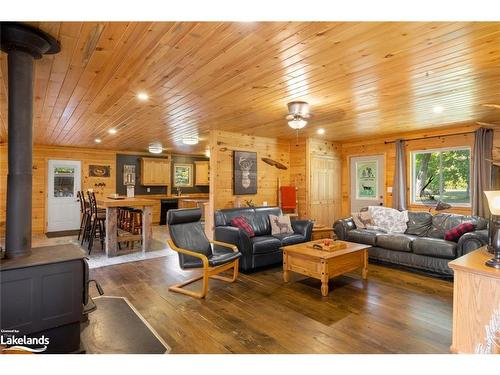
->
xmin=476 ymin=121 xmax=500 ymax=127
xmin=482 ymin=104 xmax=500 ymax=109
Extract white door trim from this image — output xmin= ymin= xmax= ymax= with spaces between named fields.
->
xmin=46 ymin=159 xmax=82 ymax=232
xmin=349 ymin=154 xmax=386 ymax=212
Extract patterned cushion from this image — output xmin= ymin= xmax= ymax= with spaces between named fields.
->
xmin=444 ymin=222 xmax=475 ymax=242
xmin=269 ymin=214 xmax=293 ymax=235
xmin=351 ymin=208 xmax=374 ymax=229
xmin=368 ymin=206 xmax=409 ymax=233
xmin=230 ymin=216 xmax=255 ymax=237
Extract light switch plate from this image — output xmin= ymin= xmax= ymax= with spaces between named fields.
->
xmin=387 ymin=186 xmax=393 ymax=193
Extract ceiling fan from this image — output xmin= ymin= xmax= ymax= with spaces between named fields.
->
xmin=286 ymin=101 xmax=311 ymax=130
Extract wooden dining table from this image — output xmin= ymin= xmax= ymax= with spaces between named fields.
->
xmin=96 ymin=196 xmax=157 ymax=257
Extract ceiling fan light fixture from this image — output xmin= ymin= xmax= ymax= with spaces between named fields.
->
xmin=148 ymin=142 xmax=163 ymax=154
xmin=182 ymin=136 xmax=199 ymax=145
xmin=288 ymin=119 xmax=308 ymax=129
xmin=286 ymin=101 xmax=310 ymax=130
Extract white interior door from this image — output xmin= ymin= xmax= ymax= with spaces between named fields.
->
xmin=47 ymin=160 xmax=81 ymax=232
xmin=350 ymin=155 xmax=385 ymax=212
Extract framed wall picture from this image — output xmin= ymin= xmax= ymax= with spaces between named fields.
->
xmin=233 ymin=151 xmax=257 ymax=195
xmin=123 ymin=164 xmax=136 ymax=186
xmin=355 ymin=160 xmax=378 ymax=200
xmin=173 ymin=164 xmax=193 ymax=187
xmin=89 ymin=165 xmax=111 ymax=177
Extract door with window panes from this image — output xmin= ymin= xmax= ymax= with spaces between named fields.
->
xmin=47 ymin=160 xmax=82 ymax=232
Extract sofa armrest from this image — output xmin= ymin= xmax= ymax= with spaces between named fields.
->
xmin=457 ymin=229 xmax=489 ymax=257
xmin=333 ymin=218 xmax=356 ymax=240
xmin=214 ymin=226 xmax=252 ymax=255
xmin=291 ymin=220 xmax=313 ymax=240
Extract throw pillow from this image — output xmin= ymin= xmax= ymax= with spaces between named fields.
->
xmin=230 ymin=216 xmax=255 ymax=237
xmin=351 ymin=209 xmax=375 ymax=229
xmin=444 ymin=222 xmax=475 ymax=242
xmin=368 ymin=206 xmax=409 ymax=233
xmin=269 ymin=214 xmax=294 ymax=235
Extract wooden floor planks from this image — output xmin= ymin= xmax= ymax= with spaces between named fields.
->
xmin=88 ymin=250 xmax=453 ymax=354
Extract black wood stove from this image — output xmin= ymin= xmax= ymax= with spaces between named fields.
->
xmin=0 ymin=23 xmax=95 ymax=353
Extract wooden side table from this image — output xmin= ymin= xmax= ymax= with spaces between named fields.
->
xmin=311 ymin=226 xmax=335 ymax=241
xmin=448 ymin=247 xmax=500 ymax=354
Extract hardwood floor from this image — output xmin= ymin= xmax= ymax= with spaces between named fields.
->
xmin=23 ymin=226 xmax=453 ymax=353
xmin=85 ymin=232 xmax=453 ymax=353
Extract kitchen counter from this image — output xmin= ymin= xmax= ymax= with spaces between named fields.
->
xmin=131 ymin=194 xmax=209 ymax=224
xmin=136 ymin=194 xmax=209 ymax=200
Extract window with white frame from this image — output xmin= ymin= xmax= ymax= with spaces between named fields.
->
xmin=411 ymin=147 xmax=471 ymax=206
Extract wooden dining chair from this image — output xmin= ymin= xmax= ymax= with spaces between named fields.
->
xmin=77 ymin=191 xmax=88 ymax=242
xmin=167 ymin=208 xmax=241 ymax=299
xmin=87 ymin=191 xmax=106 ymax=254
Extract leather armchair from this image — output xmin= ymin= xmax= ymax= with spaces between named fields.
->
xmin=167 ymin=208 xmax=242 ymax=299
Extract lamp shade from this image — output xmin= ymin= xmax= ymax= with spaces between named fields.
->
xmin=484 ymin=191 xmax=500 ymax=215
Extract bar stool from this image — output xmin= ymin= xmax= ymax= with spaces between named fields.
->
xmin=77 ymin=191 xmax=89 ymax=242
xmin=87 ymin=191 xmax=106 ymax=254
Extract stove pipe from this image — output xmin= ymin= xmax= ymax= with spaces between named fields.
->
xmin=1 ymin=23 xmax=60 ymax=258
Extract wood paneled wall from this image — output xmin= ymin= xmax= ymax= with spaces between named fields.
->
xmin=0 ymin=144 xmax=117 ymax=234
xmin=209 ymin=130 xmax=291 ymax=210
xmin=0 ymin=144 xmax=209 ymax=234
xmin=289 ymin=138 xmax=307 ymax=218
xmin=340 ymin=125 xmax=480 ymax=217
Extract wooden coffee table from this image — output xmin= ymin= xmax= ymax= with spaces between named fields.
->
xmin=282 ymin=240 xmax=371 ymax=296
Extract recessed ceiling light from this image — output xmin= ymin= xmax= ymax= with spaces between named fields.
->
xmin=94 ymin=138 xmax=102 ymax=143
xmin=148 ymin=142 xmax=163 ymax=154
xmin=317 ymin=128 xmax=325 ymax=135
xmin=108 ymin=128 xmax=117 ymax=135
xmin=137 ymin=92 xmax=149 ymax=101
xmin=433 ymin=105 xmax=444 ymax=114
xmin=182 ymin=136 xmax=199 ymax=145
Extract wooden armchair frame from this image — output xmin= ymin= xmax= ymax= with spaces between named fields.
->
xmin=167 ymin=239 xmax=239 ymax=299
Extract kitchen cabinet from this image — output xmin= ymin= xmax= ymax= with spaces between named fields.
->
xmin=195 ymin=161 xmax=209 ymax=186
xmin=140 ymin=157 xmax=170 ymax=186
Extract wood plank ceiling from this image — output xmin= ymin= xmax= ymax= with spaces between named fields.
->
xmin=1 ymin=22 xmax=499 ymax=153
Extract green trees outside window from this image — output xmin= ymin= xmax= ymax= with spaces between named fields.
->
xmin=412 ymin=148 xmax=471 ymax=205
